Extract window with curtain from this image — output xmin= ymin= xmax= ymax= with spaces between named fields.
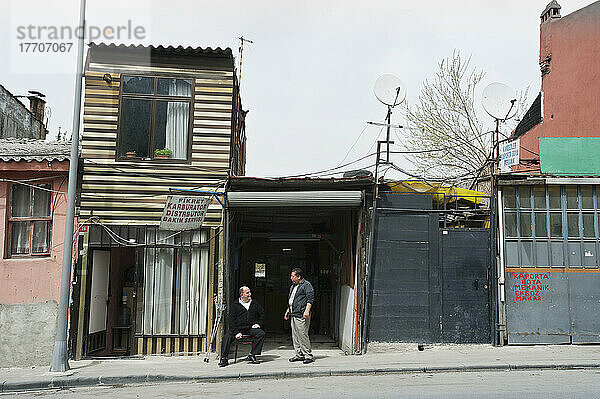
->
xmin=141 ymin=229 xmax=208 ymax=336
xmin=119 ymin=76 xmax=192 ymax=161
xmin=7 ymin=183 xmax=52 ymax=256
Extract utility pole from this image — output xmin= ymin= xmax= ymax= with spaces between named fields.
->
xmin=50 ymin=0 xmax=86 ymax=372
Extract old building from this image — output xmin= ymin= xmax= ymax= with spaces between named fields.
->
xmin=498 ymin=1 xmax=600 ymax=344
xmin=70 ymin=43 xmax=246 ymax=358
xmin=0 ymin=85 xmax=71 ymax=367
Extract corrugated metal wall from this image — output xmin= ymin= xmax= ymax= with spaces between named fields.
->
xmin=80 ymin=54 xmax=237 ymax=226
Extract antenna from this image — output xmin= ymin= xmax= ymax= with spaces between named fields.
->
xmin=373 ymin=74 xmax=406 ymax=163
xmin=238 ymin=36 xmax=254 ymax=94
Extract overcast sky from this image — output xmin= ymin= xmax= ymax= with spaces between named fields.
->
xmin=0 ymin=0 xmax=593 ymax=178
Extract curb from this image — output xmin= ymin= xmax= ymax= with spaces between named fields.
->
xmin=3 ymin=363 xmax=600 ymax=393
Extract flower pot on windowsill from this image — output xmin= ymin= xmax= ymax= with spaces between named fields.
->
xmin=155 ymin=154 xmax=170 ymax=159
xmin=125 ymin=151 xmax=137 ymax=158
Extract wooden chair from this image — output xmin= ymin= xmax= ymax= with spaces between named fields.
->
xmin=233 ymin=334 xmax=254 ymax=363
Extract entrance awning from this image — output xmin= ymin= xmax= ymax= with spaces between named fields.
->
xmin=227 ymin=191 xmax=363 ymax=208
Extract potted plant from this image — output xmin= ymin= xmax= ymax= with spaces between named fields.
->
xmin=125 ymin=150 xmax=137 ymax=158
xmin=154 ymin=148 xmax=172 ymax=159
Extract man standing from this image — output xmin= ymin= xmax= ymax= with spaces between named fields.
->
xmin=284 ymin=268 xmax=315 ymax=364
xmin=218 ymin=286 xmax=265 ymax=367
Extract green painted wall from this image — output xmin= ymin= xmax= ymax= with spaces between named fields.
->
xmin=540 ymin=137 xmax=600 ymax=176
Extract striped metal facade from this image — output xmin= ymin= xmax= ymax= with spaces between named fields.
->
xmin=80 ymin=45 xmax=243 ymax=226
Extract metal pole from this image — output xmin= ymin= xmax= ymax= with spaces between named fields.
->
xmin=50 ymin=0 xmax=86 ymax=372
xmin=361 ymin=141 xmax=384 ymax=354
xmin=490 ymin=118 xmax=500 ymax=346
xmin=386 ymin=106 xmax=391 ymax=162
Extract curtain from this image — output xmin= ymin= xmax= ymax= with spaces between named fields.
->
xmin=189 ymin=231 xmax=208 ymax=335
xmin=153 ymin=248 xmax=173 ymax=334
xmin=178 ymin=249 xmax=191 ymax=335
xmin=143 ymin=248 xmax=155 ymax=335
xmin=165 ymin=79 xmax=191 ymax=160
xmin=11 ymin=184 xmax=29 ymax=217
xmin=10 ymin=222 xmax=29 ymax=254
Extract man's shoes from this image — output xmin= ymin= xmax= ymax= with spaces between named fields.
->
xmin=247 ymin=354 xmax=260 ymax=364
xmin=302 ymin=357 xmax=314 ymax=364
xmin=289 ymin=356 xmax=305 ymax=362
xmin=218 ymin=359 xmax=229 ymax=367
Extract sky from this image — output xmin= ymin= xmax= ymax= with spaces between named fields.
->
xmin=0 ymin=0 xmax=594 ymax=178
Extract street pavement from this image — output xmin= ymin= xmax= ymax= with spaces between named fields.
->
xmin=1 ymin=340 xmax=600 ymax=393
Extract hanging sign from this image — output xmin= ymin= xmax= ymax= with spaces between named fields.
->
xmin=159 ymin=196 xmax=211 ymax=231
xmin=500 ymin=138 xmax=520 ymax=173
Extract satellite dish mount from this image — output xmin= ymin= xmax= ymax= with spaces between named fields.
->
xmin=373 ymin=74 xmax=406 ymax=163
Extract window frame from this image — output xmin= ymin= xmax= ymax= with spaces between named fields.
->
xmin=116 ymin=74 xmax=194 ymax=163
xmin=6 ymin=183 xmax=53 ymax=258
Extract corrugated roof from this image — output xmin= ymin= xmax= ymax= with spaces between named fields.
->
xmin=228 ymin=176 xmax=374 ymax=191
xmin=0 ymin=138 xmax=71 ymax=162
xmin=89 ymin=42 xmax=233 ymax=57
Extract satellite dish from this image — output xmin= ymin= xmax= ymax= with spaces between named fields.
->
xmin=482 ymin=82 xmax=517 ymax=120
xmin=374 ymin=74 xmax=406 ymax=107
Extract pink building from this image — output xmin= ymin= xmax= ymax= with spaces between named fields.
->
xmin=0 ymin=84 xmax=71 ymax=366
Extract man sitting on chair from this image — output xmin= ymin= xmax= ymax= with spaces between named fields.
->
xmin=218 ymin=286 xmax=265 ymax=367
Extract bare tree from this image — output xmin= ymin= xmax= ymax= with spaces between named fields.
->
xmin=402 ymin=51 xmax=527 ymax=187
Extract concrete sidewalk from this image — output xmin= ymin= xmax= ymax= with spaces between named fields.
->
xmin=2 ymin=343 xmax=600 ymax=393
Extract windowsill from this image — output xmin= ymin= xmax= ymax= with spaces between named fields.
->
xmin=4 ymin=254 xmax=52 ymax=260
xmin=118 ymin=157 xmax=190 ymax=163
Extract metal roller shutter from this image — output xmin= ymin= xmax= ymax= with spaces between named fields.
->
xmin=226 ymin=191 xmax=363 ymax=208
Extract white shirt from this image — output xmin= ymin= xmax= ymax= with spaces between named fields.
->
xmin=289 ymin=284 xmax=299 ymax=308
xmin=239 ymin=298 xmax=251 ymax=311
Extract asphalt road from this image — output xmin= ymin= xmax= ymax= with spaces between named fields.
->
xmin=3 ymin=369 xmax=600 ymax=398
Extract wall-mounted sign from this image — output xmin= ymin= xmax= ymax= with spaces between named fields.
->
xmin=159 ymin=196 xmax=211 ymax=231
xmin=500 ymin=138 xmax=520 ymax=173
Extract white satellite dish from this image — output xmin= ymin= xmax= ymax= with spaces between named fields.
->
xmin=374 ymin=74 xmax=406 ymax=107
xmin=482 ymin=82 xmax=517 ymax=120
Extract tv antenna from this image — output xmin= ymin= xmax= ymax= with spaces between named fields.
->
xmin=373 ymin=74 xmax=406 ymax=163
xmin=238 ymin=36 xmax=254 ymax=94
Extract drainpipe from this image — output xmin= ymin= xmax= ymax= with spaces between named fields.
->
xmin=50 ymin=0 xmax=86 ymax=372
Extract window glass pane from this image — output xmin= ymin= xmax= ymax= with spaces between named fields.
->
xmin=567 ymin=213 xmax=580 ymax=237
xmin=535 ymin=212 xmax=547 ymax=237
xmin=533 ymin=186 xmax=546 ymax=209
xmin=155 ymin=101 xmax=189 ymax=160
xmin=153 ymin=248 xmax=174 ymax=334
xmin=581 ymin=186 xmax=593 ymax=209
xmin=550 ymin=213 xmax=563 ymax=237
xmin=583 ymin=213 xmax=595 ymax=238
xmin=519 ymin=186 xmax=531 ymax=209
xmin=157 ymin=78 xmax=192 ymax=97
xmin=504 ymin=212 xmax=517 ymax=237
xmin=32 ymin=185 xmax=51 ymax=217
xmin=11 ymin=184 xmax=30 ymax=217
xmin=122 ymin=76 xmax=154 ymax=94
xmin=10 ymin=222 xmax=30 ymax=254
xmin=566 ymin=186 xmax=578 ymax=209
xmin=549 ymin=186 xmax=561 ymax=209
xmin=120 ymin=98 xmax=152 ymax=158
xmin=178 ymin=249 xmax=191 ymax=335
xmin=32 ymin=221 xmax=50 ymax=253
xmin=520 ymin=212 xmax=532 ymax=237
xmin=503 ymin=187 xmax=516 ymax=209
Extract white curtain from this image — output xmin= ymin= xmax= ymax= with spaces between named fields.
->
xmin=153 ymin=247 xmax=174 ymax=334
xmin=165 ymin=79 xmax=191 ymax=160
xmin=178 ymin=249 xmax=191 ymax=335
xmin=143 ymin=248 xmax=155 ymax=335
xmin=189 ymin=231 xmax=208 ymax=335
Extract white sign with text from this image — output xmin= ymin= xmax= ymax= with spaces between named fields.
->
xmin=159 ymin=196 xmax=211 ymax=231
xmin=500 ymin=138 xmax=520 ymax=173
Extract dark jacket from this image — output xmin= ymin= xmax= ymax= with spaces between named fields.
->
xmin=288 ymin=279 xmax=314 ymax=318
xmin=228 ymin=300 xmax=265 ymax=335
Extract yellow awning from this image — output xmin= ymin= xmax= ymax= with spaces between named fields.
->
xmin=386 ymin=180 xmax=485 ymax=206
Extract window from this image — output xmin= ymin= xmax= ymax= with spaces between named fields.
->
xmin=119 ymin=76 xmax=193 ymax=161
xmin=141 ymin=229 xmax=208 ymax=335
xmin=503 ymin=185 xmax=600 ymax=268
xmin=7 ymin=184 xmax=52 ymax=256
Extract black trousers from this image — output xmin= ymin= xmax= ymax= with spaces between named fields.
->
xmin=220 ymin=327 xmax=265 ymax=359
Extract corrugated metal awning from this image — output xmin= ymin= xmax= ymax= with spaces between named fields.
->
xmin=227 ymin=191 xmax=363 ymax=208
